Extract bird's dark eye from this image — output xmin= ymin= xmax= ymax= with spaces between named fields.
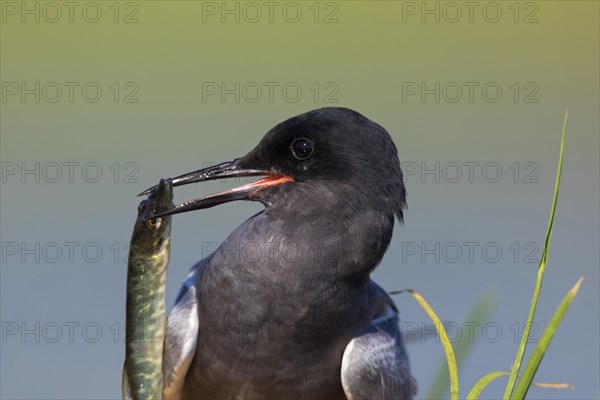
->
xmin=291 ymin=138 xmax=314 ymax=160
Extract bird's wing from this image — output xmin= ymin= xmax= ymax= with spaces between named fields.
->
xmin=341 ymin=282 xmax=416 ymax=400
xmin=162 ymin=259 xmax=205 ymax=400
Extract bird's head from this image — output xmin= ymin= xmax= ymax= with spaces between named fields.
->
xmin=143 ymin=108 xmax=406 ymax=222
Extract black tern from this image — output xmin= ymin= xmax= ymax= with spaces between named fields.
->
xmin=146 ymin=107 xmax=416 ymax=400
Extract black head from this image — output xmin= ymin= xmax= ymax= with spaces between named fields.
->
xmin=238 ymin=107 xmax=406 ymax=221
xmin=143 ymin=108 xmax=406 ymax=222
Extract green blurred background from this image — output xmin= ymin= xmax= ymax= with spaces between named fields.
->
xmin=1 ymin=1 xmax=598 ymax=399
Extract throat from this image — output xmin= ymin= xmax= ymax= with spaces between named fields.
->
xmin=198 ymin=206 xmax=394 ymax=321
xmin=270 ymin=206 xmax=396 ymax=277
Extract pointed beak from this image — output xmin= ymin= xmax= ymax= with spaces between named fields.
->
xmin=139 ymin=159 xmax=293 ymax=218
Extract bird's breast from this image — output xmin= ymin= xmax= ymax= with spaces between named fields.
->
xmin=184 ymin=211 xmax=388 ymax=398
xmin=188 ymin=248 xmax=370 ymax=399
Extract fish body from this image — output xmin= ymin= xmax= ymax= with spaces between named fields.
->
xmin=123 ymin=178 xmax=174 ymax=400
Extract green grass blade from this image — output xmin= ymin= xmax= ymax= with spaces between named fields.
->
xmin=513 ymin=277 xmax=584 ymax=399
xmin=390 ymin=289 xmax=459 ymax=400
xmin=427 ymin=293 xmax=496 ymax=399
xmin=467 ymin=371 xmax=510 ymax=400
xmin=503 ymin=110 xmax=568 ymax=399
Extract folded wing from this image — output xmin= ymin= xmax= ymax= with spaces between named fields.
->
xmin=162 ymin=260 xmax=206 ymax=400
xmin=341 ymin=282 xmax=416 ymax=400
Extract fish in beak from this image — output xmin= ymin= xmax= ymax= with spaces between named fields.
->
xmin=139 ymin=159 xmax=293 ymax=219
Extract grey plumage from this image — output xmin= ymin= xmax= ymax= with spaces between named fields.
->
xmin=157 ymin=108 xmax=415 ymax=399
xmin=341 ymin=284 xmax=416 ymax=400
